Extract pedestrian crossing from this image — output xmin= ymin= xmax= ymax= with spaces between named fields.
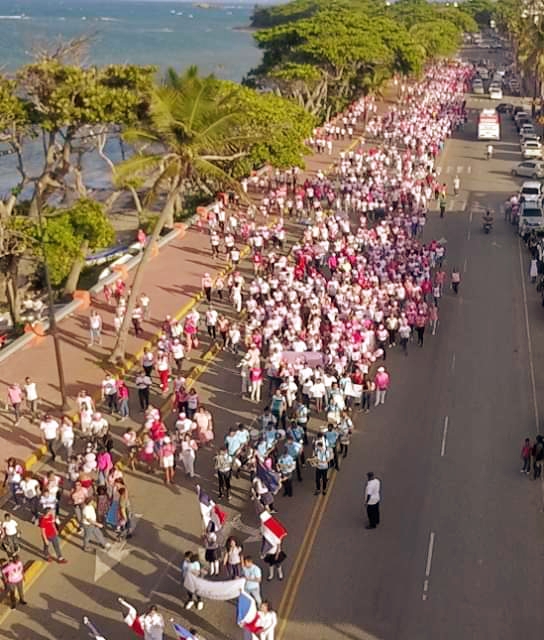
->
xmin=436 ymin=164 xmax=472 ymax=176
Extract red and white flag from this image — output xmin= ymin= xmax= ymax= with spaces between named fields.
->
xmin=119 ymin=598 xmax=144 ymax=637
xmin=260 ymin=511 xmax=287 ymax=547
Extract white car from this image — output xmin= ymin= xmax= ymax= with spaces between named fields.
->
xmin=522 ymin=140 xmax=543 ymax=159
xmin=520 ymin=180 xmax=543 ymax=201
xmin=489 ymin=87 xmax=503 ymax=100
xmin=512 ymin=161 xmax=544 ymax=179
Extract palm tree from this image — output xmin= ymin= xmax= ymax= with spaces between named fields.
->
xmin=109 ymin=67 xmax=252 ymax=364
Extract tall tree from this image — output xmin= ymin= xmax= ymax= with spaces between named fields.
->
xmin=109 ymin=67 xmax=253 ymax=364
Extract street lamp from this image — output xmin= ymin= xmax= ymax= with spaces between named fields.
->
xmin=35 ymin=188 xmax=69 ymax=412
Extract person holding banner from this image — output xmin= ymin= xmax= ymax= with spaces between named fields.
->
xmin=259 ymin=601 xmax=278 ymax=640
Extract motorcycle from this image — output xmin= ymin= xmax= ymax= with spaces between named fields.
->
xmin=483 ymin=219 xmax=493 ymax=234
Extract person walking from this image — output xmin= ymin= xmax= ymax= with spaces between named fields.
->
xmin=223 ymin=536 xmax=243 ymax=579
xmin=259 ymin=601 xmax=278 ymax=640
xmin=180 ymin=433 xmax=197 ymax=479
xmin=23 ymin=376 xmax=39 ymax=422
xmin=39 ymin=509 xmax=67 ymax=563
xmin=374 ymin=367 xmax=390 ymax=406
xmin=1 ymin=513 xmax=20 ymax=557
xmin=81 ymin=497 xmax=111 ymax=552
xmin=141 ymin=605 xmax=165 ymax=640
xmin=135 ymin=370 xmax=152 ymax=412
xmin=242 ymin=556 xmax=262 ymax=606
xmin=6 ymin=383 xmax=23 ymax=426
xmin=202 ymin=273 xmax=213 ymax=303
xmin=101 ymin=373 xmax=119 ymax=414
xmin=40 ymin=414 xmax=59 ymax=462
xmin=451 ymin=268 xmax=461 ymax=295
xmin=532 ymin=435 xmax=544 ymax=480
xmin=159 ymin=436 xmax=176 ymax=484
xmin=365 ymin=472 xmax=381 ymax=529
xmin=313 ymin=438 xmax=332 ymax=496
xmin=204 ymin=529 xmax=220 ymax=576
xmin=89 ymin=310 xmax=103 ymax=346
xmin=1 ymin=554 xmax=27 ymax=609
xmin=214 ymin=446 xmax=233 ymax=500
xmin=521 ymin=437 xmax=532 ymax=475
xmin=181 ymin=551 xmax=203 ymax=610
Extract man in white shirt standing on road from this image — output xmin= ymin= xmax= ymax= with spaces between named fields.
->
xmin=365 ymin=471 xmax=381 ymax=530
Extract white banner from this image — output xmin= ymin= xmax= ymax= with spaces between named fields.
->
xmin=184 ymin=572 xmax=246 ymax=601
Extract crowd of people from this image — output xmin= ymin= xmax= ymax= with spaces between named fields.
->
xmin=1 ymin=59 xmax=472 ymax=638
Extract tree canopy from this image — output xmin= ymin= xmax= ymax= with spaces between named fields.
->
xmin=246 ymin=0 xmax=474 ymax=119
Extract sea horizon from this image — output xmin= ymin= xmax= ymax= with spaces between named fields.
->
xmin=0 ymin=0 xmax=264 ymax=192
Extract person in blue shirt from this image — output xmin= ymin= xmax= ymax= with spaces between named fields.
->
xmin=295 ymin=401 xmax=309 ymax=444
xmin=225 ymin=427 xmax=241 ymax=458
xmin=242 ymin=556 xmax=262 ymax=606
xmin=277 ymin=449 xmax=296 ymax=497
xmin=326 ymin=424 xmax=340 ymax=471
xmin=285 ymin=434 xmax=303 ymax=482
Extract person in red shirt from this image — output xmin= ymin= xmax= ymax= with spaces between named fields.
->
xmin=39 ymin=509 xmax=67 ymax=563
xmin=1 ymin=554 xmax=26 ymax=609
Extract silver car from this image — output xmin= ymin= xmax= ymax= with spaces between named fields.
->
xmin=512 ymin=161 xmax=544 ymax=179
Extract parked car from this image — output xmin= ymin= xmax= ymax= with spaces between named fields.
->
xmin=522 ymin=139 xmax=543 ymax=159
xmin=520 ymin=180 xmax=543 ymax=201
xmin=496 ymin=102 xmax=514 ymax=114
xmin=512 ymin=161 xmax=544 ymax=179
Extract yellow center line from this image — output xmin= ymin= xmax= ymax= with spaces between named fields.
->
xmin=277 ymin=470 xmax=338 ymax=639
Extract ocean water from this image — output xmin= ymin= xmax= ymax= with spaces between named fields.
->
xmin=0 ymin=0 xmax=263 ymax=192
xmin=0 ymin=0 xmax=261 ymax=80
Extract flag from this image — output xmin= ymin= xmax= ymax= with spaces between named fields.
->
xmin=236 ymin=592 xmax=264 ymax=634
xmin=260 ymin=510 xmax=288 ymax=547
xmin=83 ymin=616 xmax=108 ymax=640
xmin=172 ymin=622 xmax=196 ymax=640
xmin=196 ymin=485 xmax=226 ymax=532
xmin=256 ymin=460 xmax=281 ymax=495
xmin=184 ymin=572 xmax=246 ymax=600
xmin=119 ymin=598 xmax=144 ymax=637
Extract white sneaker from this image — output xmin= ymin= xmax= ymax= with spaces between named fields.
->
xmin=197 ymin=601 xmax=204 ymax=611
xmin=185 ymin=601 xmax=194 ymax=610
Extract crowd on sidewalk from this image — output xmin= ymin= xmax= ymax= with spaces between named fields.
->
xmin=1 ymin=59 xmax=472 ymax=639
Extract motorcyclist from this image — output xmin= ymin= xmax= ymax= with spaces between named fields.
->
xmin=483 ymin=209 xmax=494 ymax=230
xmin=486 ymin=144 xmax=493 ymax=159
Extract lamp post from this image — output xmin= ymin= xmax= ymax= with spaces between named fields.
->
xmin=35 ymin=188 xmax=69 ymax=412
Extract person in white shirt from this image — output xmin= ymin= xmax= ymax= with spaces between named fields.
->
xmin=89 ymin=309 xmax=103 ymax=346
xmin=141 ymin=605 xmax=164 ymax=640
xmin=23 ymin=377 xmax=39 ymax=421
xmin=1 ymin=513 xmax=20 ymax=555
xmin=40 ymin=415 xmax=59 ymax=462
xmin=81 ymin=498 xmax=110 ymax=552
xmin=259 ymin=600 xmax=278 ymax=640
xmin=19 ymin=474 xmax=41 ymax=522
xmin=365 ymin=471 xmax=381 ymax=530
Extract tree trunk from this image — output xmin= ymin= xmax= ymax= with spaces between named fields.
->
xmin=5 ymin=259 xmax=21 ymax=326
xmin=63 ymin=240 xmax=89 ymax=296
xmin=128 ymin=186 xmax=144 ymax=225
xmin=109 ymin=184 xmax=181 ymax=365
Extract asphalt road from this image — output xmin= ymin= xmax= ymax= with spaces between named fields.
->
xmin=282 ymin=50 xmax=544 ymax=640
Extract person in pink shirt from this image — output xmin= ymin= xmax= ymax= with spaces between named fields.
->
xmin=7 ymin=383 xmax=23 ymax=426
xmin=250 ymin=366 xmax=264 ymax=403
xmin=374 ymin=367 xmax=390 ymax=406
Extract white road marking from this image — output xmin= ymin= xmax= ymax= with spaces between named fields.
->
xmin=463 ymin=257 xmax=468 ymax=273
xmin=446 ymin=165 xmax=452 ymax=174
xmin=441 ymin=417 xmax=449 ymax=457
xmin=518 ymin=239 xmax=539 ymax=434
xmin=467 ymin=229 xmax=471 ymax=241
xmin=467 ymin=165 xmax=472 ymax=174
xmin=451 ymin=353 xmax=456 ymax=373
xmin=456 ymin=166 xmax=463 ymax=174
xmin=425 ymin=531 xmax=436 ymax=577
